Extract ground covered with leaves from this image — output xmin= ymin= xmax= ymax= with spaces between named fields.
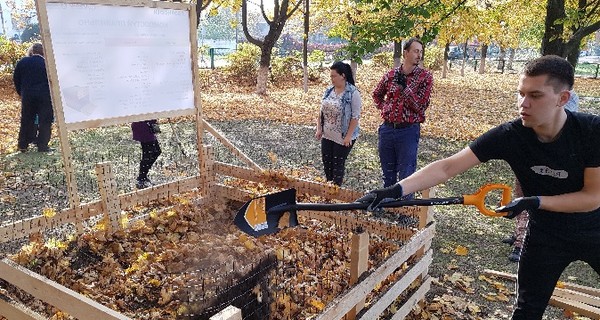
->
xmin=1 ymin=66 xmax=600 ymax=319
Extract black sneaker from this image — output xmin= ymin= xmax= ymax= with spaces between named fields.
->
xmin=136 ymin=179 xmax=152 ymax=189
xmin=502 ymin=235 xmax=516 ymax=246
xmin=38 ymin=147 xmax=55 ymax=153
xmin=508 ymin=246 xmax=522 ymax=262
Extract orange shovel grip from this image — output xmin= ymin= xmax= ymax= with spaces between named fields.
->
xmin=462 ymin=184 xmax=512 ymax=217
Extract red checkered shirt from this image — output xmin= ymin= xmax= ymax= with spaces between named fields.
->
xmin=372 ymin=65 xmax=433 ymax=124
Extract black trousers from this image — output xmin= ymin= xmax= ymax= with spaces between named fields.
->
xmin=18 ymin=92 xmax=53 ymax=151
xmin=138 ymin=141 xmax=161 ymax=181
xmin=321 ymin=138 xmax=355 ymax=186
xmin=512 ymin=223 xmax=600 ymax=319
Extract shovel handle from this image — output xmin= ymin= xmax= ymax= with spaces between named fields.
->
xmin=462 ymin=183 xmax=512 ymax=217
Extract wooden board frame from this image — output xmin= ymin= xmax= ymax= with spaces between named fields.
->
xmin=0 ymin=145 xmax=435 ymax=319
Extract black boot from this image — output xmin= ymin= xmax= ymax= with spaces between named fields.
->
xmin=508 ymin=246 xmax=521 ymax=262
xmin=502 ymin=234 xmax=516 ymax=246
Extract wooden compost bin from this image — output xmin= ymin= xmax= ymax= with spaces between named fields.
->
xmin=0 ymin=137 xmax=435 ymax=319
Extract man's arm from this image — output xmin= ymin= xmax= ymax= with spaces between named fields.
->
xmin=539 ymin=167 xmax=600 ymax=213
xmin=13 ymin=60 xmax=22 ymax=96
xmin=356 ymin=147 xmax=481 ymax=209
xmin=402 ymin=71 xmax=433 ymax=114
xmin=400 ymin=147 xmax=481 ymax=195
xmin=372 ymin=72 xmax=390 ymax=110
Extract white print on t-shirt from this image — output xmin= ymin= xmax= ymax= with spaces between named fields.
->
xmin=530 ymin=166 xmax=568 ymax=179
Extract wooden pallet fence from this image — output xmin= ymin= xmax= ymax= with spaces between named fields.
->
xmin=0 ymin=137 xmax=435 ymax=319
xmin=484 ymin=269 xmax=600 ymax=318
xmin=316 ymin=224 xmax=435 ymax=320
xmin=0 ymin=258 xmax=132 ymax=320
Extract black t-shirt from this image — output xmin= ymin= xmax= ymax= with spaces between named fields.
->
xmin=470 ymin=111 xmax=600 ymax=233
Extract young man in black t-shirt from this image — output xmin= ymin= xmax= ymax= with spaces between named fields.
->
xmin=357 ymin=55 xmax=600 ymax=319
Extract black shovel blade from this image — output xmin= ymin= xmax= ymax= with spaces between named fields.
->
xmin=234 ymin=188 xmax=299 ymax=237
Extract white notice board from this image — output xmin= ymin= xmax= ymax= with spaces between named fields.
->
xmin=45 ymin=3 xmax=194 ymax=125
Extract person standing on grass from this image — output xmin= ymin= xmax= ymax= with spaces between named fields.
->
xmin=132 ymin=120 xmax=161 ymax=189
xmin=503 ymin=89 xmax=580 ymax=263
xmin=357 ymin=55 xmax=600 ymax=319
xmin=372 ymin=38 xmax=433 ymax=191
xmin=315 ymin=61 xmax=362 ymax=186
xmin=13 ymin=43 xmax=54 ymax=153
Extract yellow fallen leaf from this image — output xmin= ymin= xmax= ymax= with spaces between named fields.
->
xmin=309 ymin=298 xmax=325 ymax=311
xmin=42 ymin=207 xmax=57 ymax=218
xmin=483 ymin=293 xmax=497 ymax=301
xmin=455 ymin=245 xmax=468 ymax=256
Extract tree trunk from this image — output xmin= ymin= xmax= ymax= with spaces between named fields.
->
xmin=393 ymin=41 xmax=402 ymax=68
xmin=507 ymin=48 xmax=515 ymax=70
xmin=302 ymin=0 xmax=309 ymax=92
xmin=541 ymin=0 xmax=566 ymax=56
xmin=256 ymin=44 xmax=274 ymax=95
xmin=497 ymin=47 xmax=506 ymax=73
xmin=566 ymin=38 xmax=581 ymax=66
xmin=241 ymin=0 xmax=302 ymax=95
xmin=460 ymin=40 xmax=467 ymax=76
xmin=256 ymin=65 xmax=269 ymax=95
xmin=0 ymin=5 xmax=5 ymax=35
xmin=442 ymin=42 xmax=449 ymax=79
xmin=479 ymin=44 xmax=488 ymax=74
xmin=350 ymin=61 xmax=358 ymax=80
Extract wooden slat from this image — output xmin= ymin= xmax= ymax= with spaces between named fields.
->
xmin=484 ymin=268 xmax=600 ymax=318
xmin=359 ymin=250 xmax=433 ymax=319
xmin=347 ymin=231 xmax=369 ymax=319
xmin=214 ymin=162 xmax=362 ymax=202
xmin=483 ymin=269 xmax=600 ymax=298
xmin=553 ymin=287 xmax=600 ymax=308
xmin=391 ymin=276 xmax=432 ymax=320
xmin=316 ymin=223 xmax=435 ymax=320
xmin=95 ymin=162 xmax=122 ymax=233
xmin=0 ymin=259 xmax=131 ymax=319
xmin=551 ymin=294 xmax=600 ymax=319
xmin=560 ymin=283 xmax=600 ymax=298
xmin=66 ymin=109 xmax=195 ymax=131
xmin=299 ymin=210 xmax=416 ymax=241
xmin=0 ymin=176 xmax=201 ymax=243
xmin=203 ymin=120 xmax=262 ymax=171
xmin=209 ymin=305 xmax=242 ymax=320
xmin=0 ymin=295 xmax=46 ymax=320
xmin=118 ymin=176 xmax=201 ymax=208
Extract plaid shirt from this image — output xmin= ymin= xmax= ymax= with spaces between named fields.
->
xmin=372 ymin=65 xmax=433 ymax=124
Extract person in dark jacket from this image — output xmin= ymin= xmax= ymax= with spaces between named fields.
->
xmin=132 ymin=120 xmax=161 ymax=189
xmin=13 ymin=43 xmax=54 ymax=152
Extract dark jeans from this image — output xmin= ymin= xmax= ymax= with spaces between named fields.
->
xmin=377 ymin=123 xmax=420 ymax=187
xmin=512 ymin=223 xmax=600 ymax=319
xmin=138 ymin=141 xmax=161 ymax=181
xmin=321 ymin=138 xmax=355 ymax=186
xmin=18 ymin=92 xmax=53 ymax=151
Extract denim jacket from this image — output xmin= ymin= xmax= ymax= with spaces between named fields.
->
xmin=322 ymin=83 xmax=360 ymax=140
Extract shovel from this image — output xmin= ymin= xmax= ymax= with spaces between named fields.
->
xmin=234 ymin=184 xmax=512 ymax=237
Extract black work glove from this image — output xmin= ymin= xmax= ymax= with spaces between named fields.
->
xmin=393 ymin=71 xmax=407 ymax=89
xmin=355 ymin=183 xmax=403 ymax=212
xmin=495 ymin=196 xmax=540 ymax=219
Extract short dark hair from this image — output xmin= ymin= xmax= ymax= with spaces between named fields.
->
xmin=523 ymin=55 xmax=574 ymax=92
xmin=330 ymin=61 xmax=355 ymax=85
xmin=28 ymin=43 xmax=44 ymax=57
xmin=403 ymin=38 xmax=423 ymax=52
